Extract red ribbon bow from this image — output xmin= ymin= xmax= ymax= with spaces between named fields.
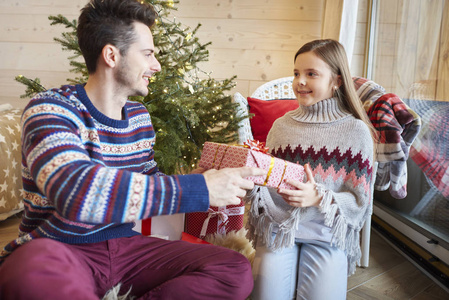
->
xmin=244 ymin=139 xmax=269 ymax=154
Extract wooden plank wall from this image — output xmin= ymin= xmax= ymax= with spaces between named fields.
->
xmin=371 ymin=0 xmax=448 ymax=101
xmin=173 ymin=0 xmax=324 ymax=98
xmin=0 ymin=0 xmax=87 ymax=107
xmin=437 ymin=1 xmax=449 ymax=101
xmin=0 ymin=0 xmax=326 ymax=108
xmin=2 ymin=0 xmax=446 ymax=108
xmin=353 ymin=0 xmax=369 ymax=78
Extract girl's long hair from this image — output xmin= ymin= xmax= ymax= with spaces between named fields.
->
xmin=294 ymin=39 xmax=378 ymax=154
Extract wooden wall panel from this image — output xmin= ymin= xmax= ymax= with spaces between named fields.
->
xmin=414 ymin=0 xmax=443 ymax=99
xmin=390 ymin=0 xmax=419 ymax=96
xmin=0 ymin=0 xmax=325 ymax=108
xmin=172 ymin=0 xmax=324 ymax=97
xmin=0 ymin=43 xmax=73 ymax=71
xmin=321 ymin=0 xmax=343 ymax=40
xmin=0 ymin=0 xmax=86 ymax=107
xmin=368 ymin=0 xmax=447 ymax=101
xmin=176 ymin=18 xmax=321 ymax=52
xmin=0 ymin=0 xmax=85 ymax=15
xmin=201 ymin=48 xmax=293 ymax=80
xmin=0 ymin=14 xmax=78 ymax=43
xmin=351 ymin=0 xmax=368 ymax=77
xmin=173 ymin=0 xmax=323 ymax=21
xmin=436 ymin=1 xmax=449 ymax=101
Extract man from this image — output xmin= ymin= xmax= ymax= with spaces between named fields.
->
xmin=0 ymin=0 xmax=264 ymax=299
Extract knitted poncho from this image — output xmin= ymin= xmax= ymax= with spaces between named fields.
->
xmin=246 ymin=97 xmax=374 ymax=275
xmin=0 ymin=84 xmax=209 ymax=264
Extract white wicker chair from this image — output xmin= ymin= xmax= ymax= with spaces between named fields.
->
xmin=234 ymin=76 xmax=295 ymax=145
xmin=234 ymin=76 xmax=372 ymax=268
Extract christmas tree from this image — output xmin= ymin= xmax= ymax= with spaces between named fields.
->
xmin=15 ymin=0 xmax=245 ymax=175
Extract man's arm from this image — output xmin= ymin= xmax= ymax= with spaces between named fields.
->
xmin=22 ymin=96 xmax=266 ymax=225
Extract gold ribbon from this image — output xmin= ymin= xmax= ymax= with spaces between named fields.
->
xmin=217 ymin=146 xmax=230 ymax=169
xmin=263 ymin=157 xmax=275 ymax=186
xmin=277 ymin=161 xmax=288 ymax=188
xmin=211 ymin=144 xmax=231 ymax=169
xmin=249 ymin=152 xmax=288 ymax=188
xmin=210 ymin=143 xmax=289 ymax=188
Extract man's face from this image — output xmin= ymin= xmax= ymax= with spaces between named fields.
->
xmin=114 ymin=22 xmax=161 ymax=97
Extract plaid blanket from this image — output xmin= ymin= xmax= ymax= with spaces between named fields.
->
xmin=353 ymin=77 xmax=385 ymax=107
xmin=353 ymin=77 xmax=421 ymax=199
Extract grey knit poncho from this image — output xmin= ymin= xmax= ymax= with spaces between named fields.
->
xmin=245 ymin=97 xmax=375 ymax=275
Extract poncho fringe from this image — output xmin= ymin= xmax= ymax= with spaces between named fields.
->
xmin=245 ymin=185 xmax=368 ymax=276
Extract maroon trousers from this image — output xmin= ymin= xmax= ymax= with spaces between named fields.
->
xmin=0 ymin=235 xmax=253 ymax=299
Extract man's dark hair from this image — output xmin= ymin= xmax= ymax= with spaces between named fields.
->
xmin=77 ymin=0 xmax=157 ymax=74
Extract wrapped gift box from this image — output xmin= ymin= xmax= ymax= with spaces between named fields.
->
xmin=198 ymin=141 xmax=304 ymax=190
xmin=184 ymin=202 xmax=245 ymax=238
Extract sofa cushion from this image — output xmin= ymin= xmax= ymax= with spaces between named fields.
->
xmin=0 ymin=108 xmax=24 ymax=220
xmin=247 ymin=97 xmax=299 ymax=143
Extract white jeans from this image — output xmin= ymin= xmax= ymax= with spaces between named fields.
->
xmin=251 ymin=238 xmax=348 ymax=300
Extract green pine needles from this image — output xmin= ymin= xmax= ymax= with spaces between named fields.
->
xmin=15 ymin=0 xmax=245 ymax=175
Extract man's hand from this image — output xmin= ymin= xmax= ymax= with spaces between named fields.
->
xmin=203 ymin=167 xmax=266 ymax=207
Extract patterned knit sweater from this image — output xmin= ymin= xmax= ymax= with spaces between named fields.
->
xmin=0 ymin=84 xmax=209 ymax=264
xmin=246 ymin=97 xmax=374 ymax=275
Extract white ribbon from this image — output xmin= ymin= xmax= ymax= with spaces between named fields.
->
xmin=199 ymin=206 xmax=245 ymax=238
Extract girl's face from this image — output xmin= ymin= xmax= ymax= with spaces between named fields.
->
xmin=292 ymin=51 xmax=339 ymax=107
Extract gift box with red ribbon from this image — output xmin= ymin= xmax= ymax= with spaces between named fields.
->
xmin=181 ymin=232 xmax=211 ymax=244
xmin=198 ymin=140 xmax=305 ymax=190
xmin=184 ymin=202 xmax=246 ymax=238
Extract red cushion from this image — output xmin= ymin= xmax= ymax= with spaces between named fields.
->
xmin=247 ymin=97 xmax=299 ymax=143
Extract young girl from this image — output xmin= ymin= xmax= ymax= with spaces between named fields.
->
xmin=246 ymin=39 xmax=377 ymax=300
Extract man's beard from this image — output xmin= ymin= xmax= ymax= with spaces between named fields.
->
xmin=114 ymin=60 xmax=148 ymax=97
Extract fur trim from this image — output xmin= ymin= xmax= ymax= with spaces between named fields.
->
xmin=205 ymin=228 xmax=256 ymax=265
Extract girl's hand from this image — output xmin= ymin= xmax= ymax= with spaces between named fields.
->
xmin=277 ymin=164 xmax=322 ymax=208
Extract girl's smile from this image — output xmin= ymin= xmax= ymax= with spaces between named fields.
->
xmin=292 ymin=51 xmax=339 ymax=107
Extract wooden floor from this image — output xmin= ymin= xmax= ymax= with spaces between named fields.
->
xmin=347 ymin=230 xmax=449 ymax=299
xmin=1 ymin=213 xmax=449 ymax=299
